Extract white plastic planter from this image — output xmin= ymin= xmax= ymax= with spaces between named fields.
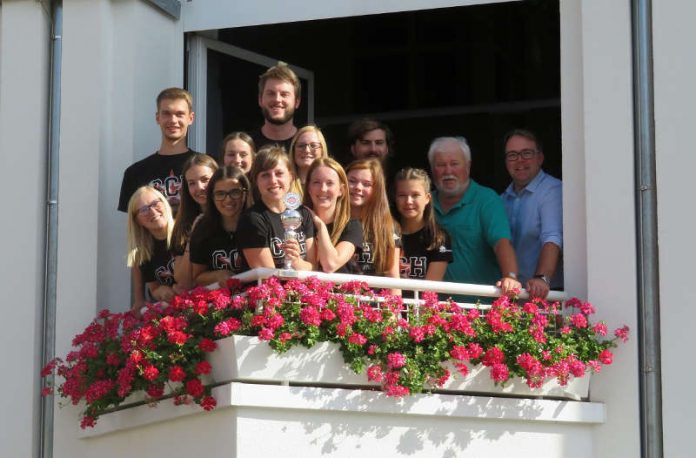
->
xmin=209 ymin=335 xmax=590 ymax=400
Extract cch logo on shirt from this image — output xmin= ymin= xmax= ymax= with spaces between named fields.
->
xmin=154 ymin=257 xmax=176 ymax=286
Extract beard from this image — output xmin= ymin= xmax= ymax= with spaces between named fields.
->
xmin=262 ymin=105 xmax=295 ymax=125
xmin=435 ymin=176 xmax=469 ymax=198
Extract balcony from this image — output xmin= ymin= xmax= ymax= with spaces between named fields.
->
xmin=70 ymin=269 xmax=604 ymax=458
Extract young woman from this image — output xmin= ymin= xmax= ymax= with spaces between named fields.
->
xmin=303 ymin=157 xmax=363 ymax=273
xmin=222 ymin=131 xmax=256 ymax=174
xmin=394 ymin=168 xmax=452 ymax=281
xmin=127 ymin=186 xmax=177 ymax=311
xmin=237 ymin=145 xmax=316 ymax=270
xmin=345 ymin=159 xmax=400 ymax=278
xmin=288 ymin=125 xmax=328 ymax=194
xmin=189 ymin=166 xmax=251 ymax=288
xmin=171 ymin=154 xmax=218 ymax=289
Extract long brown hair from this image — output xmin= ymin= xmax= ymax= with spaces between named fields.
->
xmin=171 ymin=154 xmax=218 ymax=253
xmin=346 ymin=159 xmax=396 ymax=275
xmin=393 ymin=168 xmax=448 ymax=250
xmin=303 ymin=157 xmax=350 ymax=245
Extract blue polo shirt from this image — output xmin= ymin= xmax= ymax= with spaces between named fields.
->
xmin=433 ymin=180 xmax=512 ymax=285
xmin=501 ymin=170 xmax=563 ymax=287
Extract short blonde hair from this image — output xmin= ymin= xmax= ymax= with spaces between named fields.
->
xmin=126 ymin=186 xmax=174 ymax=267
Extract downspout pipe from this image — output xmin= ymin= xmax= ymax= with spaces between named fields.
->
xmin=39 ymin=1 xmax=62 ymax=457
xmin=631 ymin=0 xmax=663 ymax=457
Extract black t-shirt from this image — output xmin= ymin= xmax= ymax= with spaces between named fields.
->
xmin=349 ymin=230 xmax=401 ymax=276
xmin=189 ymin=224 xmax=243 ymax=275
xmin=249 ymin=129 xmax=293 ymax=153
xmin=117 ymin=150 xmax=198 ymax=212
xmin=140 ymin=238 xmax=175 ymax=286
xmin=324 ymin=219 xmax=364 ymax=273
xmin=236 ymin=201 xmax=315 ymax=269
xmin=399 ymin=228 xmax=453 ymax=280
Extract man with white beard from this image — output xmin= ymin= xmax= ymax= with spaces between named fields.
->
xmin=250 ymin=62 xmax=301 ymax=153
xmin=429 ymin=136 xmax=521 ymax=295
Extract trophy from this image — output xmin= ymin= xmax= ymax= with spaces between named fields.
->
xmin=280 ymin=192 xmax=302 ymax=270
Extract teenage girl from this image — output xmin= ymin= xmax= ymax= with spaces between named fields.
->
xmin=189 ymin=166 xmax=251 ymax=288
xmin=345 ymin=159 xmax=400 ymax=278
xmin=303 ymin=157 xmax=363 ymax=273
xmin=127 ymin=186 xmax=177 ymax=311
xmin=288 ymin=125 xmax=328 ymax=195
xmin=222 ymin=131 xmax=256 ymax=174
xmin=393 ymin=168 xmax=452 ymax=281
xmin=236 ymin=145 xmax=316 ymax=270
xmin=171 ymin=154 xmax=218 ymax=289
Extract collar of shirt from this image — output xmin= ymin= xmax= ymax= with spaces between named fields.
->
xmin=433 ymin=179 xmax=480 ymax=215
xmin=503 ymin=169 xmax=548 ymax=197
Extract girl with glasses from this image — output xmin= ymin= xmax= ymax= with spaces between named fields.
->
xmin=393 ymin=168 xmax=452 ymax=282
xmin=288 ymin=125 xmax=328 ymax=195
xmin=171 ymin=154 xmax=218 ymax=289
xmin=189 ymin=166 xmax=251 ymax=288
xmin=303 ymin=157 xmax=363 ymax=273
xmin=345 ymin=159 xmax=400 ymax=280
xmin=126 ymin=186 xmax=177 ymax=313
xmin=237 ymin=145 xmax=316 ymax=271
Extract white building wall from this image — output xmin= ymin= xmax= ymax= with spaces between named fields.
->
xmin=51 ymin=0 xmax=185 ymax=456
xmin=0 ymin=2 xmax=50 ymax=457
xmin=560 ymin=1 xmax=641 ymax=456
xmin=653 ymin=3 xmax=696 ymax=457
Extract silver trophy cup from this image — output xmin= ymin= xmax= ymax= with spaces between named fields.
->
xmin=280 ymin=192 xmax=302 ymax=270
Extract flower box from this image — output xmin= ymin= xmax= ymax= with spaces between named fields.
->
xmin=208 ymin=335 xmax=590 ymax=400
xmin=440 ymin=362 xmax=589 ymax=400
xmin=209 ymin=335 xmax=377 ymax=387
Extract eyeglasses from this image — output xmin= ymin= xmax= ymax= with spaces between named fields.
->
xmin=505 ymin=149 xmax=538 ymax=161
xmin=213 ymin=189 xmax=247 ymax=201
xmin=295 ymin=142 xmax=322 ymax=151
xmin=136 ymin=199 xmax=164 ymax=216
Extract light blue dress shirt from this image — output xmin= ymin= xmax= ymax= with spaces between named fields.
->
xmin=501 ymin=170 xmax=563 ymax=287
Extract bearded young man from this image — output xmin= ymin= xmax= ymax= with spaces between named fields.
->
xmin=250 ymin=62 xmax=301 ymax=153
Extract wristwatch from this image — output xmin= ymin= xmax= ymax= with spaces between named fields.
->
xmin=533 ymin=274 xmax=550 ymax=285
xmin=505 ymin=272 xmax=518 ymax=280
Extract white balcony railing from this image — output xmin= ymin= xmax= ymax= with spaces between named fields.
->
xmin=231 ymin=267 xmax=567 ymax=309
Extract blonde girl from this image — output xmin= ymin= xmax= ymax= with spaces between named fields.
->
xmin=303 ymin=157 xmax=363 ymax=272
xmin=127 ymin=186 xmax=176 ymax=310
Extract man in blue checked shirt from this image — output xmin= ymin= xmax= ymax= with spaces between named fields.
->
xmin=501 ymin=129 xmax=563 ymax=299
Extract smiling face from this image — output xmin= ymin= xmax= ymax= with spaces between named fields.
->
xmin=395 ymin=179 xmax=431 ymax=223
xmin=223 ymin=139 xmax=254 ymax=173
xmin=185 ymin=164 xmax=214 ymax=207
xmin=431 ymin=140 xmax=471 ymax=199
xmin=133 ymin=190 xmax=169 ymax=235
xmin=504 ymin=134 xmax=544 ymax=190
xmin=256 ymin=162 xmax=293 ymax=205
xmin=308 ymin=165 xmax=343 ymax=217
xmin=155 ymin=98 xmax=194 ymax=142
xmin=213 ymin=178 xmax=246 ymax=220
xmin=351 ymin=128 xmax=389 ymax=161
xmin=259 ymin=78 xmax=299 ymax=126
xmin=347 ymin=168 xmax=374 ymax=210
xmin=294 ymin=131 xmax=324 ymax=171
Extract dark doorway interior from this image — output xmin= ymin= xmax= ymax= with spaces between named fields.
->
xmin=206 ymin=1 xmax=560 ymax=193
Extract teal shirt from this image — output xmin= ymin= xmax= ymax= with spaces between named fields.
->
xmin=433 ymin=180 xmax=512 ymax=285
